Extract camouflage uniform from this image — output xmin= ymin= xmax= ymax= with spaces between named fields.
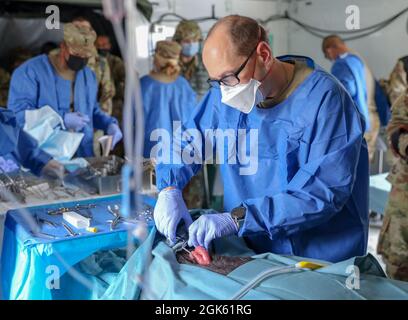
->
xmin=87 ymin=48 xmax=116 ymax=115
xmin=377 ymin=91 xmax=408 ymax=281
xmin=386 ymin=56 xmax=408 ymax=105
xmin=87 ymin=48 xmax=116 ymax=157
xmin=173 ymin=20 xmax=209 ymax=101
xmin=107 ymin=54 xmax=125 ymax=108
xmin=180 ymin=55 xmax=209 ymax=101
xmin=107 ymin=53 xmax=125 ymax=157
xmin=0 ymin=68 xmax=10 ymax=107
xmin=173 ymin=21 xmax=208 ymax=209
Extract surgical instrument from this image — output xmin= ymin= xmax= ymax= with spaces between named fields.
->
xmin=30 ymin=230 xmax=57 ymax=240
xmin=62 ymin=222 xmax=79 ymax=237
xmin=107 ymin=204 xmax=139 ymax=224
xmin=110 ymin=215 xmax=121 ymax=231
xmin=47 ymin=204 xmax=96 ymax=216
xmin=35 ymin=215 xmax=59 ymax=228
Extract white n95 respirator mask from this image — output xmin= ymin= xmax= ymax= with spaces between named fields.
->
xmin=220 ymin=79 xmax=264 ymax=114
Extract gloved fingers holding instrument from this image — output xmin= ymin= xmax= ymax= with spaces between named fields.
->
xmin=154 ymin=187 xmax=193 ymax=244
xmin=188 ymin=212 xmax=238 ymax=249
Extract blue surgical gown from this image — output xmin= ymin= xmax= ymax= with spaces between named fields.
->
xmin=140 ymin=75 xmax=196 ymax=158
xmin=7 ymin=54 xmax=118 ymax=157
xmin=155 ymin=55 xmax=369 ymax=263
xmin=0 ymin=108 xmax=51 ymax=175
xmin=331 ymin=53 xmax=369 ymax=131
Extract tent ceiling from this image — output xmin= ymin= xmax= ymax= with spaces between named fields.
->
xmin=5 ymin=0 xmax=101 ymax=6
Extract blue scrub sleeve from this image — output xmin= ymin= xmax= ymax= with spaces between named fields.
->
xmin=12 ymin=130 xmax=52 ymax=176
xmin=92 ymin=101 xmax=118 ymax=131
xmin=239 ymin=88 xmax=365 ymax=240
xmin=155 ymin=90 xmax=217 ymax=191
xmin=331 ymin=62 xmax=357 ymax=97
xmin=7 ymin=65 xmax=39 ymax=125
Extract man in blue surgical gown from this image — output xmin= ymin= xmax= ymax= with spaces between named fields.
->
xmin=322 ymin=35 xmax=368 ymax=129
xmin=7 ymin=23 xmax=122 ymax=157
xmin=153 ymin=15 xmax=369 ymax=263
xmin=322 ymin=34 xmax=380 ymax=162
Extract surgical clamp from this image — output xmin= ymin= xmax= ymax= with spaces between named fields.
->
xmin=36 ymin=215 xmax=59 ymax=228
xmin=107 ymin=205 xmax=138 ymax=225
xmin=47 ymin=204 xmax=96 ymax=216
xmin=110 ymin=215 xmax=121 ymax=231
xmin=62 ymin=222 xmax=79 ymax=237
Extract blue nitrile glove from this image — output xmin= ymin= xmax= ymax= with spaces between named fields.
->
xmin=0 ymin=156 xmax=19 ymax=173
xmin=107 ymin=123 xmax=123 ymax=150
xmin=64 ymin=112 xmax=90 ymax=132
xmin=188 ymin=212 xmax=239 ymax=249
xmin=153 ymin=188 xmax=193 ymax=244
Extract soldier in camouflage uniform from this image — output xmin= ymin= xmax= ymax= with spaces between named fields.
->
xmin=386 ymin=56 xmax=408 ymax=105
xmin=71 ymin=18 xmax=116 ymax=157
xmin=377 ymin=88 xmax=408 ymax=281
xmin=87 ymin=47 xmax=116 ymax=115
xmin=0 ymin=68 xmax=10 ymax=107
xmin=88 ymin=48 xmax=116 ymax=156
xmin=172 ymin=21 xmax=209 ymax=209
xmin=173 ymin=20 xmax=209 ymax=101
xmin=95 ymin=35 xmax=126 ymax=157
xmin=71 ymin=19 xmax=116 ymax=115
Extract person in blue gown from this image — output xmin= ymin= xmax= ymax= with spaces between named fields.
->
xmin=141 ymin=40 xmax=196 ymax=160
xmin=7 ymin=23 xmax=122 ymax=157
xmin=0 ymin=108 xmax=64 ymax=178
xmin=322 ymin=35 xmax=369 ymax=132
xmin=153 ymin=16 xmax=369 ymax=263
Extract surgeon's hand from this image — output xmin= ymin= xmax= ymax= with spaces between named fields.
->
xmin=0 ymin=156 xmax=19 ymax=173
xmin=41 ymin=159 xmax=65 ymax=180
xmin=107 ymin=123 xmax=123 ymax=150
xmin=188 ymin=212 xmax=238 ymax=249
xmin=154 ymin=188 xmax=193 ymax=244
xmin=64 ymin=112 xmax=90 ymax=132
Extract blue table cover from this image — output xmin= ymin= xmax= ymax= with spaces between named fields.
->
xmin=1 ymin=194 xmax=156 ymax=300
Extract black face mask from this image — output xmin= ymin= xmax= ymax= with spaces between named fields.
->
xmin=66 ymin=55 xmax=88 ymax=71
xmin=97 ymin=49 xmax=110 ymax=57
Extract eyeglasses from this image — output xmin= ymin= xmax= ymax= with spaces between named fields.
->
xmin=207 ymin=43 xmax=259 ymax=88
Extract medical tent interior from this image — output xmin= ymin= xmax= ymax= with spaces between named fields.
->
xmin=0 ymin=0 xmax=407 ymax=302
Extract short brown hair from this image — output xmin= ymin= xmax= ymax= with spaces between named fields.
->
xmin=322 ymin=34 xmax=344 ymax=52
xmin=207 ymin=15 xmax=267 ymax=57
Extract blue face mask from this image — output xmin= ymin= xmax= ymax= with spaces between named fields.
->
xmin=181 ymin=42 xmax=200 ymax=57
